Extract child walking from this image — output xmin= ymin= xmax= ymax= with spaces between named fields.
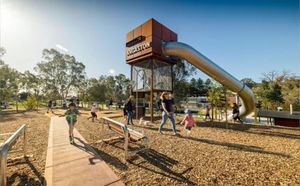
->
xmin=87 ymin=103 xmax=98 ymax=122
xmin=180 ymin=109 xmax=195 ymax=136
xmin=60 ymin=102 xmax=80 ymax=144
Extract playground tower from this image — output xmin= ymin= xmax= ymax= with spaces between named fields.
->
xmin=125 ymin=18 xmax=178 ymax=121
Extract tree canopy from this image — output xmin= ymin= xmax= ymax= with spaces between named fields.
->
xmin=34 ymin=49 xmax=86 ymax=100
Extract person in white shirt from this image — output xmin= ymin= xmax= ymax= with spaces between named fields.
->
xmin=87 ymin=103 xmax=99 ymax=122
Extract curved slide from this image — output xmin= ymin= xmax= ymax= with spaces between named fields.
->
xmin=161 ymin=41 xmax=255 ymax=118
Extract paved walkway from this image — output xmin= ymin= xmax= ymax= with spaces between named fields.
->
xmin=45 ymin=116 xmax=124 ymax=186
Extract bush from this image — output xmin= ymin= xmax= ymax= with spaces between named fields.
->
xmin=23 ymin=96 xmax=39 ymax=111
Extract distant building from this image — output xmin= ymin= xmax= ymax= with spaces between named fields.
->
xmin=181 ymin=96 xmax=210 ymax=110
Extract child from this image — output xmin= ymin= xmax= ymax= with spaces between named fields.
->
xmin=87 ymin=103 xmax=98 ymax=122
xmin=232 ymin=103 xmax=243 ymax=123
xmin=60 ymin=102 xmax=80 ymax=144
xmin=204 ymin=105 xmax=211 ymax=121
xmin=180 ymin=109 xmax=195 ymax=136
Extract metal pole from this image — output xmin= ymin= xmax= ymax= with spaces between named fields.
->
xmin=0 ymin=124 xmax=26 ymax=186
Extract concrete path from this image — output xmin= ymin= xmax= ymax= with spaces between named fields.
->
xmin=44 ymin=116 xmax=124 ymax=186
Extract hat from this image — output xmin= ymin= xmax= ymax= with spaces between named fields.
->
xmin=184 ymin=109 xmax=191 ymax=114
xmin=69 ymin=102 xmax=76 ymax=107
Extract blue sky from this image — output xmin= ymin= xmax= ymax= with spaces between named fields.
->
xmin=0 ymin=0 xmax=299 ymax=82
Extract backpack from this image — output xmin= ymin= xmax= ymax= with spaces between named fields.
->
xmin=157 ymin=100 xmax=163 ymax=111
xmin=124 ymin=101 xmax=131 ymax=111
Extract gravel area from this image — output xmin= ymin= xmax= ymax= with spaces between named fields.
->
xmin=0 ymin=110 xmax=50 ymax=186
xmin=1 ymin=109 xmax=299 ymax=186
xmin=76 ymin=115 xmax=300 ymax=185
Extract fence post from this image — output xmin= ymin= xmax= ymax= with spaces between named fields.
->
xmin=0 ymin=152 xmax=8 ymax=186
xmin=23 ymin=126 xmax=27 ymax=158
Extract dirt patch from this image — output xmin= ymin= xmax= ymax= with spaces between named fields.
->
xmin=0 ymin=110 xmax=50 ymax=186
xmin=76 ymin=116 xmax=300 ymax=185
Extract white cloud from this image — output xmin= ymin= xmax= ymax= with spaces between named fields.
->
xmin=109 ymin=69 xmax=115 ymax=75
xmin=55 ymin=44 xmax=68 ymax=53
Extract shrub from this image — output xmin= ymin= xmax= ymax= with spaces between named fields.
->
xmin=23 ymin=96 xmax=39 ymax=111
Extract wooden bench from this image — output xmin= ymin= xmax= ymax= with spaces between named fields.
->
xmin=98 ymin=117 xmax=149 ymax=161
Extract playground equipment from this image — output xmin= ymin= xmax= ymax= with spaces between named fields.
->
xmin=161 ymin=42 xmax=256 ymax=118
xmin=0 ymin=124 xmax=27 ymax=186
xmin=125 ymin=18 xmax=255 ymax=120
xmin=99 ymin=117 xmax=149 ymax=161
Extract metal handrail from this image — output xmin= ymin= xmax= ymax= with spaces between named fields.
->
xmin=0 ymin=124 xmax=27 ymax=186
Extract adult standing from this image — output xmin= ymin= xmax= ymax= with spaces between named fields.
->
xmin=158 ymin=92 xmax=178 ymax=135
xmin=109 ymin=97 xmax=113 ymax=110
xmin=125 ymin=95 xmax=135 ymax=125
xmin=76 ymin=98 xmax=80 ymax=108
xmin=47 ymin=100 xmax=53 ymax=113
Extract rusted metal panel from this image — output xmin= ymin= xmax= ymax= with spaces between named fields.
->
xmin=125 ymin=18 xmax=177 ymax=64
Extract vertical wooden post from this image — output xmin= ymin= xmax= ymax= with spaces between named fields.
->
xmin=124 ymin=130 xmax=129 ymax=162
xmin=135 ymin=66 xmax=139 ymax=120
xmin=151 ymin=59 xmax=154 ymax=122
xmin=224 ymin=89 xmax=228 ymax=129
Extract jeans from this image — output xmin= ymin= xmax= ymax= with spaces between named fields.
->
xmin=159 ymin=111 xmax=176 ymax=133
xmin=127 ymin=111 xmax=134 ymax=124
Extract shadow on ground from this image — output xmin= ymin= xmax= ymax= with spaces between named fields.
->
xmin=132 ymin=149 xmax=195 ymax=185
xmin=73 ymin=137 xmax=128 ymax=171
xmin=7 ymin=157 xmax=44 ymax=186
xmin=197 ymin=122 xmax=300 ymax=140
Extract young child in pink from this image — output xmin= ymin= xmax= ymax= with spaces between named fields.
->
xmin=180 ymin=109 xmax=195 ymax=136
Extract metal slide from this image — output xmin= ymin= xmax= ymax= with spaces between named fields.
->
xmin=161 ymin=41 xmax=255 ymax=118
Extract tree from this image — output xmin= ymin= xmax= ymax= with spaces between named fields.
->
xmin=104 ymin=75 xmax=116 ymax=100
xmin=173 ymin=79 xmax=190 ymax=103
xmin=0 ymin=62 xmax=20 ymax=101
xmin=253 ymin=71 xmax=297 ymax=110
xmin=281 ymin=76 xmax=300 ymax=110
xmin=20 ymin=71 xmax=42 ymax=97
xmin=0 ymin=62 xmax=21 ymax=111
xmin=241 ymin=78 xmax=256 ymax=89
xmin=173 ymin=59 xmax=196 ymax=101
xmin=86 ymin=78 xmax=107 ymax=104
xmin=189 ymin=78 xmax=199 ymax=96
xmin=0 ymin=47 xmax=6 ymax=64
xmin=207 ymin=81 xmax=223 ymax=120
xmin=173 ymin=59 xmax=196 ymax=81
xmin=35 ymin=49 xmax=86 ymax=100
xmin=188 ymin=78 xmax=208 ymax=96
xmin=114 ymin=74 xmax=131 ymax=101
xmin=266 ymin=83 xmax=284 ymax=107
xmin=82 ymin=74 xmax=131 ymax=106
